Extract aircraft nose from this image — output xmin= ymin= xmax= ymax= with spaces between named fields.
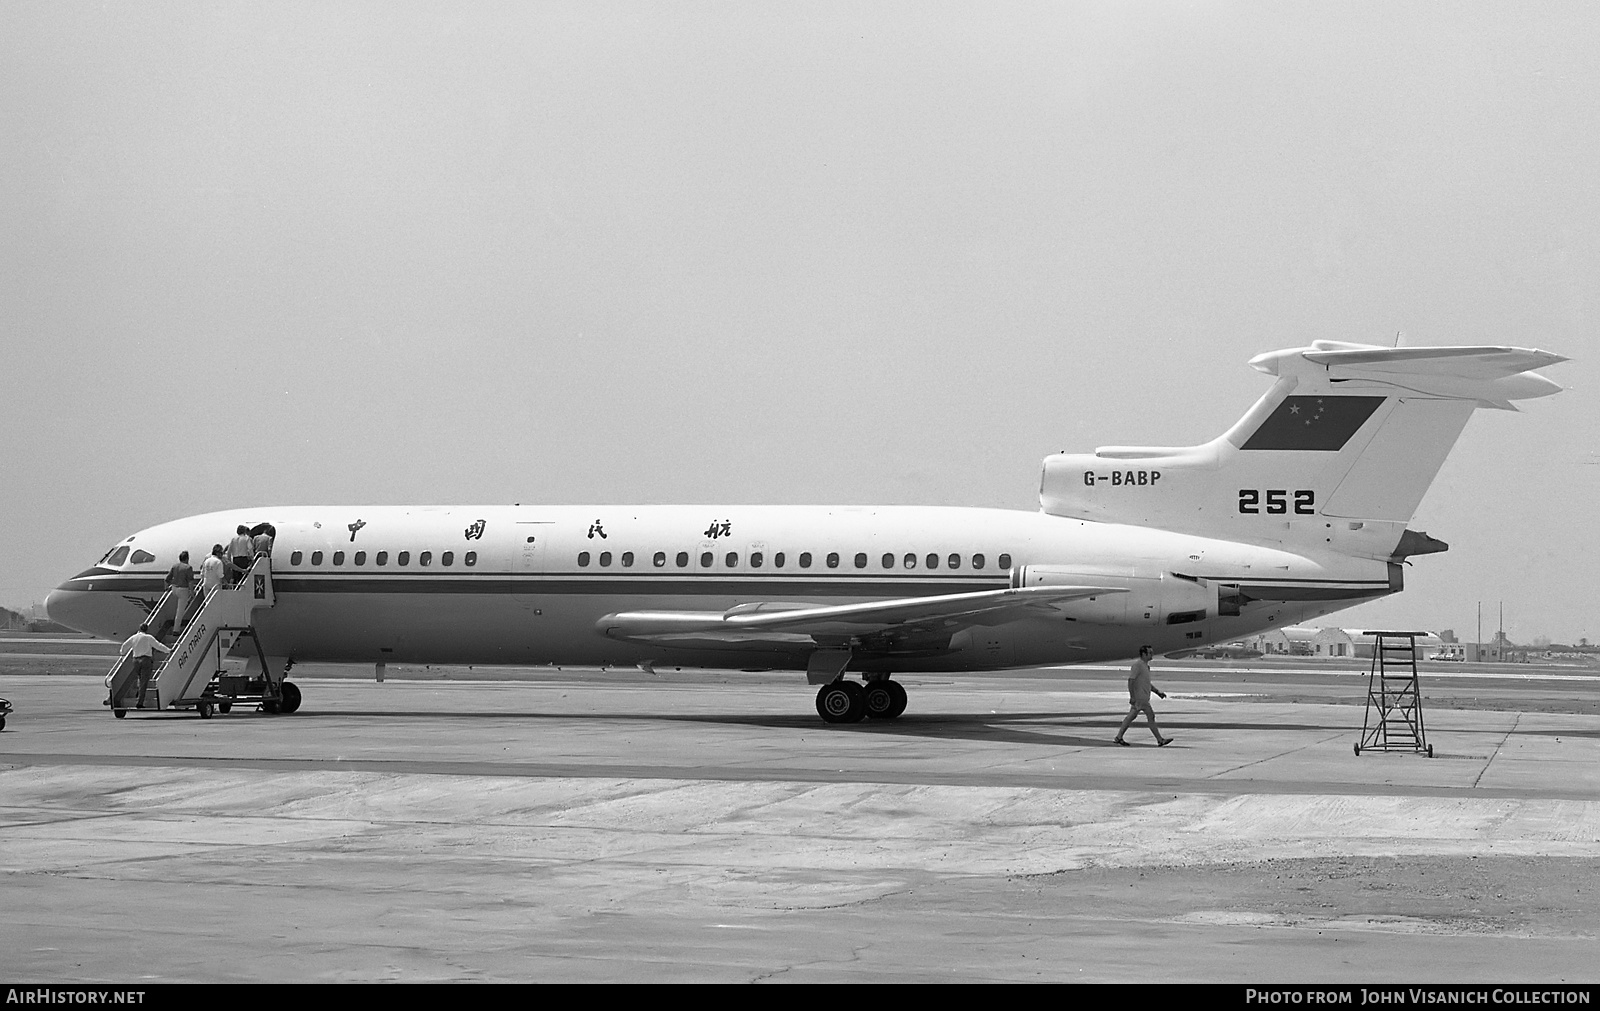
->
xmin=45 ymin=586 xmax=96 ymax=635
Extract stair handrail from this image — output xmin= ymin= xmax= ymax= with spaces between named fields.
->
xmin=151 ymin=558 xmax=274 ymax=706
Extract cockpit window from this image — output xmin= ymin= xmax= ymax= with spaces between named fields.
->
xmin=106 ymin=546 xmax=130 ymax=566
xmin=130 ymin=550 xmax=156 ymax=564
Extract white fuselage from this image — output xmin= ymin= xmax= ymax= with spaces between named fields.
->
xmin=48 ymin=504 xmax=1393 ymax=673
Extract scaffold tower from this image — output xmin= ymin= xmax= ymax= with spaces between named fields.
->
xmin=1355 ymin=630 xmax=1433 ymax=758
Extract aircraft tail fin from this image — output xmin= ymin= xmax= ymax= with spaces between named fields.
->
xmin=1039 ymin=341 xmax=1566 ymax=558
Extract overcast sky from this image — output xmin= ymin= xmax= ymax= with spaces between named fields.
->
xmin=3 ymin=2 xmax=1595 ymax=643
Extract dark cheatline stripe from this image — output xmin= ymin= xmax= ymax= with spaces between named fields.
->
xmin=68 ymin=571 xmax=1009 ymax=597
xmin=1240 ymin=396 xmax=1385 ymax=451
xmin=273 ymin=575 xmax=1007 ymax=596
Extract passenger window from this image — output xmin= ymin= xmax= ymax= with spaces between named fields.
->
xmin=599 ymin=551 xmax=612 ymax=567
xmin=333 ymin=551 xmax=345 ymax=565
xmin=107 ymin=547 xmax=130 ymax=566
xmin=578 ymin=552 xmax=591 ymax=567
xmin=904 ymin=553 xmax=916 ymax=569
xmin=701 ymin=552 xmax=713 ymax=568
xmin=465 ymin=551 xmax=477 ymax=566
xmin=653 ymin=551 xmax=666 ymax=567
xmin=800 ymin=552 xmax=812 ymax=568
xmin=948 ymin=553 xmax=961 ymax=569
xmin=676 ymin=551 xmax=689 ymax=568
xmin=420 ymin=551 xmax=432 ymax=566
xmin=855 ymin=553 xmax=868 ymax=569
xmin=774 ymin=552 xmax=785 ymax=568
xmin=442 ymin=551 xmax=454 ymax=566
xmin=621 ymin=551 xmax=634 ymax=567
xmin=131 ymin=549 xmax=155 ymax=564
xmin=826 ymin=552 xmax=839 ymax=568
xmin=881 ymin=553 xmax=894 ymax=569
xmin=397 ymin=551 xmax=410 ymax=566
xmin=999 ymin=553 xmax=1012 ymax=569
xmin=290 ymin=550 xmax=304 ymax=565
xmin=725 ymin=552 xmax=738 ymax=567
xmin=972 ymin=553 xmax=985 ymax=570
xmin=376 ymin=551 xmax=388 ymax=566
xmin=750 ymin=552 xmax=763 ymax=568
xmin=926 ymin=553 xmax=938 ymax=569
xmin=355 ymin=551 xmax=367 ymax=565
xmin=311 ymin=551 xmax=324 ymax=565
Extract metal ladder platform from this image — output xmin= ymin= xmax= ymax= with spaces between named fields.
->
xmin=1355 ymin=629 xmax=1433 ymax=757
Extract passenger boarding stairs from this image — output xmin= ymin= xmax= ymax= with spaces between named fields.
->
xmin=105 ymin=557 xmax=276 ymax=714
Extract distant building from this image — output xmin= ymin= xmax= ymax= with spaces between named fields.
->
xmin=1312 ymin=627 xmax=1357 ymax=657
xmin=1244 ymin=625 xmax=1319 ymax=655
xmin=1466 ymin=631 xmax=1531 ymax=663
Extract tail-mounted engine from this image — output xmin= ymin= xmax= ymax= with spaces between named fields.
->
xmin=1011 ymin=565 xmax=1233 ymax=625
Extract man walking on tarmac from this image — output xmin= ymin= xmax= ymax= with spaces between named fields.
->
xmin=1115 ymin=645 xmax=1174 ymax=747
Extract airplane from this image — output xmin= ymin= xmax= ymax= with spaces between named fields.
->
xmin=46 ymin=340 xmax=1566 ymax=723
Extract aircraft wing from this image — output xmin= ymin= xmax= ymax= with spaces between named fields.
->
xmin=597 ymin=584 xmax=1125 ymax=649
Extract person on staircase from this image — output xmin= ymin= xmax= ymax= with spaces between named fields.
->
xmin=165 ymin=550 xmax=195 ymax=635
xmin=227 ymin=525 xmax=254 ymax=585
xmin=120 ymin=623 xmax=171 ymax=708
xmin=201 ymin=544 xmax=228 ymax=600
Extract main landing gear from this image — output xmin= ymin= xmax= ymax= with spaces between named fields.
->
xmin=815 ymin=678 xmax=907 ymax=724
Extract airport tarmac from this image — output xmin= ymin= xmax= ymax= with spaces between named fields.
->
xmin=0 ymin=652 xmax=1596 ymax=983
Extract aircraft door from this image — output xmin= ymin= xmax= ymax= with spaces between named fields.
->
xmin=512 ymin=517 xmax=552 ymax=610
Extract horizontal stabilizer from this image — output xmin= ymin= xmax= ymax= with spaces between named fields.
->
xmin=1299 ymin=344 xmax=1568 ymax=380
xmin=599 ymin=584 xmax=1124 ymax=647
xmin=1251 ymin=341 xmax=1566 ymax=405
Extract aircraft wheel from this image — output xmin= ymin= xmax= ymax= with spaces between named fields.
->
xmin=885 ymin=680 xmax=908 ymax=718
xmin=198 ymin=702 xmax=214 ymax=719
xmin=219 ymin=702 xmax=232 ymax=714
xmin=113 ymin=709 xmax=127 ymax=720
xmin=1353 ymin=744 xmax=1361 ymax=756
xmin=0 ymin=716 xmax=5 ymax=731
xmin=815 ymin=680 xmax=865 ymax=724
xmin=863 ymin=681 xmax=897 ymax=719
xmin=279 ymin=682 xmax=302 ymax=714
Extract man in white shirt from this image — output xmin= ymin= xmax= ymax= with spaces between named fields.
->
xmin=120 ymin=623 xmax=171 ymax=708
xmin=228 ymin=526 xmax=254 ymax=584
xmin=201 ymin=544 xmax=228 ymax=597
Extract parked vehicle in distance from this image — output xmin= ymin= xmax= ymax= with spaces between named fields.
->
xmin=1168 ymin=643 xmax=1264 ymax=660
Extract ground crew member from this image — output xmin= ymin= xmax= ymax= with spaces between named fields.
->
xmin=120 ymin=623 xmax=171 ymax=708
xmin=1114 ymin=645 xmax=1174 ymax=747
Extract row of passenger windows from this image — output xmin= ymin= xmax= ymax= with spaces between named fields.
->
xmin=287 ymin=549 xmax=478 ymax=567
xmin=576 ymin=550 xmax=1013 ymax=571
